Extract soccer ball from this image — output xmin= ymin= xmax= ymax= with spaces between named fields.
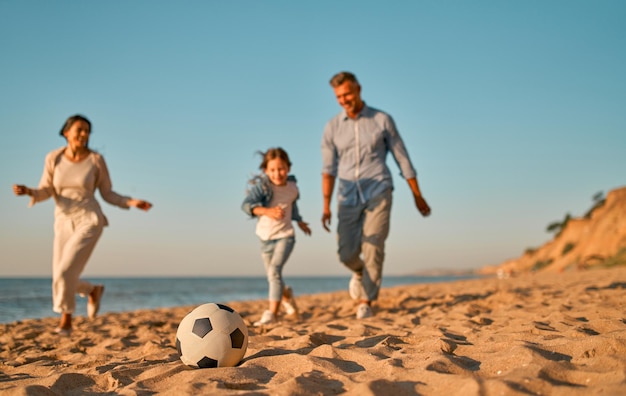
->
xmin=176 ymin=303 xmax=249 ymax=368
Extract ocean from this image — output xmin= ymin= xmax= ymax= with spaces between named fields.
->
xmin=0 ymin=275 xmax=478 ymax=324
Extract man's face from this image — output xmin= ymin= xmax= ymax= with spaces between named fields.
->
xmin=333 ymin=81 xmax=363 ymax=117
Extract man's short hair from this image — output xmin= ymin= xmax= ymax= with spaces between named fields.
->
xmin=329 ymin=71 xmax=359 ymax=87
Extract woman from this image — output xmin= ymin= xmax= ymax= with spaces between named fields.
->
xmin=13 ymin=114 xmax=152 ymax=335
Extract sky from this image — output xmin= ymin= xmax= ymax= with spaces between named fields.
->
xmin=1 ymin=1 xmax=624 ymax=278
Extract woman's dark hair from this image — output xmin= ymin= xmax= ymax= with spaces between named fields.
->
xmin=59 ymin=114 xmax=91 ymax=137
xmin=258 ymin=147 xmax=292 ymax=170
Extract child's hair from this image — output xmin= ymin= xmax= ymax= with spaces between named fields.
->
xmin=247 ymin=147 xmax=292 ymax=187
xmin=257 ymin=147 xmax=292 ymax=170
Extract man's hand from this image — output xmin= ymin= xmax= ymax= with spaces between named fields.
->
xmin=414 ymin=195 xmax=431 ymax=217
xmin=406 ymin=177 xmax=430 ymax=217
xmin=322 ymin=210 xmax=332 ymax=232
xmin=321 ymin=173 xmax=336 ymax=233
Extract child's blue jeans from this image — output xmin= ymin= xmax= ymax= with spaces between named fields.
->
xmin=260 ymin=236 xmax=295 ymax=302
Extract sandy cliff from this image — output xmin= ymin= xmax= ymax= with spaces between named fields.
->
xmin=481 ymin=186 xmax=626 ymax=275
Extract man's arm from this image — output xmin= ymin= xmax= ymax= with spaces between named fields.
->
xmin=322 ymin=173 xmax=336 ymax=232
xmin=407 ymin=177 xmax=431 ymax=217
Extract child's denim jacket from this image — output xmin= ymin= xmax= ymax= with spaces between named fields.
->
xmin=241 ymin=174 xmax=303 ymax=222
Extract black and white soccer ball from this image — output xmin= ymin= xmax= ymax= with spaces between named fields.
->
xmin=176 ymin=303 xmax=249 ymax=368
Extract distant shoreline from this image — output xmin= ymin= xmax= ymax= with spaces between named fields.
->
xmin=0 ymin=274 xmax=481 ymax=324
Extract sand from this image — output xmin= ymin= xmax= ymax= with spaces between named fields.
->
xmin=1 ymin=267 xmax=625 ymax=395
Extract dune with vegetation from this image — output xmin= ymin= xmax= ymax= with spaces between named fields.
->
xmin=481 ymin=186 xmax=626 ymax=276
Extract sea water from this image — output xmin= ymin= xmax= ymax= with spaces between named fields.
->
xmin=0 ymin=275 xmax=478 ymax=324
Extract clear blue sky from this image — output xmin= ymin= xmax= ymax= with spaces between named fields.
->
xmin=1 ymin=1 xmax=624 ymax=277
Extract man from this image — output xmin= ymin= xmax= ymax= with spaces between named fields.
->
xmin=321 ymin=71 xmax=431 ymax=319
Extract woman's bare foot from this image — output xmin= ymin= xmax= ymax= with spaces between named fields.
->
xmin=55 ymin=313 xmax=72 ymax=335
xmin=88 ymin=285 xmax=105 ymax=319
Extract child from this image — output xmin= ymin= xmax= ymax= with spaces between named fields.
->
xmin=242 ymin=148 xmax=311 ymax=325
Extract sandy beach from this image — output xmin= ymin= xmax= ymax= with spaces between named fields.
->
xmin=1 ymin=267 xmax=625 ymax=395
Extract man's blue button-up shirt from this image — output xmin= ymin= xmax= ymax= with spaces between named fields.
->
xmin=321 ymin=104 xmax=417 ymax=207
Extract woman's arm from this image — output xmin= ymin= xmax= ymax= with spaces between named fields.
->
xmin=95 ymin=154 xmax=151 ymax=210
xmin=20 ymin=148 xmax=65 ymax=207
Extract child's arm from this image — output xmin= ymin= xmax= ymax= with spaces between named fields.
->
xmin=252 ymin=205 xmax=285 ymax=220
xmin=297 ymin=221 xmax=312 ymax=236
xmin=242 ymin=179 xmax=267 ymax=217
